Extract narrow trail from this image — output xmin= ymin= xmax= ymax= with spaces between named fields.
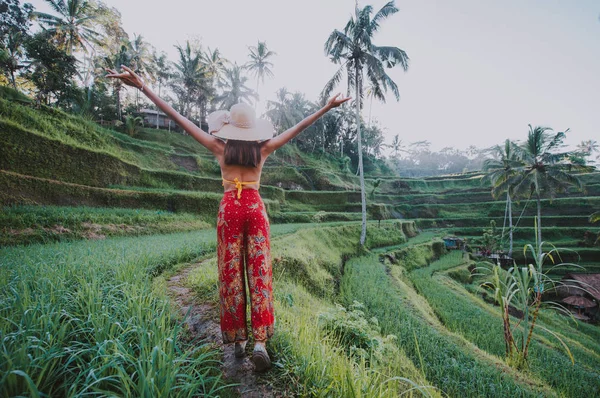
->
xmin=167 ymin=260 xmax=281 ymax=398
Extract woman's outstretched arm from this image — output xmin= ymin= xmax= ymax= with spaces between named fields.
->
xmin=106 ymin=66 xmax=222 ymax=154
xmin=261 ymin=93 xmax=351 ymax=155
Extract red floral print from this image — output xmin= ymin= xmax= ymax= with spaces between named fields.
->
xmin=217 ymin=189 xmax=274 ymax=344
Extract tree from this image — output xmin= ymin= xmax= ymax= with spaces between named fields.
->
xmin=387 ymin=134 xmax=404 ymax=157
xmin=34 ymin=0 xmax=102 ymax=55
xmin=510 ymin=125 xmax=591 ymax=252
xmin=24 ymin=30 xmax=78 ymax=105
xmin=244 ymin=40 xmax=275 ymax=104
xmin=202 ymin=46 xmax=227 ymax=87
xmin=170 ymin=40 xmax=215 ymax=122
xmin=482 ymin=139 xmax=521 ymax=257
xmin=150 ymin=50 xmax=172 ymax=128
xmin=128 ymin=34 xmax=152 ymax=109
xmin=103 ymin=44 xmax=131 ymax=120
xmin=0 ymin=0 xmax=33 ymax=89
xmin=576 ymin=139 xmax=599 ymax=164
xmin=214 ymin=63 xmax=256 ymax=110
xmin=322 ymin=0 xmax=409 ymax=245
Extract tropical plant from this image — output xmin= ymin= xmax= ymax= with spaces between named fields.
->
xmin=477 ymin=240 xmax=577 ymax=369
xmin=128 ymin=34 xmax=152 ymax=109
xmin=214 ymin=63 xmax=256 ymax=110
xmin=387 ymin=134 xmax=404 ymax=157
xmin=24 ymin=30 xmax=78 ymax=105
xmin=244 ymin=40 xmax=275 ymax=104
xmin=482 ymin=139 xmax=521 ymax=257
xmin=322 ymin=0 xmax=409 ymax=245
xmin=33 ymin=0 xmax=102 ymax=55
xmin=124 ymin=114 xmax=143 ymax=137
xmin=0 ymin=0 xmax=33 ymax=89
xmin=149 ymin=50 xmax=172 ymax=128
xmin=103 ymin=44 xmax=131 ymax=119
xmin=202 ymin=46 xmax=227 ymax=86
xmin=171 ymin=40 xmax=210 ymax=119
xmin=510 ymin=125 xmax=591 ymax=252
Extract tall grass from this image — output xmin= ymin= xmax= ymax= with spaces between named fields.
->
xmin=409 ymin=253 xmax=600 ymax=397
xmin=340 ymin=254 xmax=551 ymax=397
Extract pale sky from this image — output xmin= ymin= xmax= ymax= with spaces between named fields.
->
xmin=29 ymin=0 xmax=600 ymax=152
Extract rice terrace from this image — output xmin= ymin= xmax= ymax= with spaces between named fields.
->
xmin=1 ymin=0 xmax=599 ymax=397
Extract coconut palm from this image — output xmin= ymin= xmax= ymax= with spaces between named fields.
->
xmin=214 ymin=63 xmax=257 ymax=110
xmin=34 ymin=0 xmax=101 ymax=55
xmin=171 ymin=41 xmax=209 ymax=118
xmin=202 ymin=47 xmax=227 ymax=86
xmin=510 ymin=125 xmax=591 ymax=252
xmin=482 ymin=139 xmax=521 ymax=257
xmin=244 ymin=41 xmax=275 ymax=104
xmin=150 ymin=51 xmax=172 ymax=128
xmin=322 ymin=0 xmax=409 ymax=245
xmin=103 ymin=44 xmax=131 ymax=120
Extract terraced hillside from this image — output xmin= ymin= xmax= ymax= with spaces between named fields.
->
xmin=1 ymin=94 xmax=599 ymax=396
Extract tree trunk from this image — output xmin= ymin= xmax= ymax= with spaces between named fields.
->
xmin=156 ymin=82 xmax=161 ymax=129
xmin=508 ymin=192 xmax=513 ymax=258
xmin=536 ymin=193 xmax=542 ymax=253
xmin=10 ymin=69 xmax=17 ymax=90
xmin=356 ymin=67 xmax=367 ymax=246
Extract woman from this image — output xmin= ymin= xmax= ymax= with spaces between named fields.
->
xmin=106 ymin=66 xmax=350 ymax=371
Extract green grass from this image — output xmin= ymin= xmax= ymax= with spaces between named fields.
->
xmin=185 ymin=221 xmax=436 ymax=397
xmin=0 ymin=205 xmax=211 ymax=246
xmin=339 ymin=252 xmax=553 ymax=397
xmin=408 ymin=253 xmax=600 ymax=397
xmin=0 ymin=229 xmax=226 ymax=396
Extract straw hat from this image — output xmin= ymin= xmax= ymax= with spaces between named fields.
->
xmin=207 ymin=103 xmax=274 ymax=141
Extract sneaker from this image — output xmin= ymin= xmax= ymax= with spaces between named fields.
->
xmin=234 ymin=340 xmax=247 ymax=358
xmin=252 ymin=343 xmax=271 ymax=372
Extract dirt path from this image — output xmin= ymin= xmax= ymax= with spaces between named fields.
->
xmin=167 ymin=261 xmax=280 ymax=397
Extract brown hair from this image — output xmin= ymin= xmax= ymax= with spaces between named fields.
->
xmin=224 ymin=140 xmax=262 ymax=167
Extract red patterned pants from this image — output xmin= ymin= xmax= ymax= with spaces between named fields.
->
xmin=217 ymin=189 xmax=274 ymax=344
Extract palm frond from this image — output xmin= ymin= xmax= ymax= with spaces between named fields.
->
xmin=370 ymin=1 xmax=399 ymax=34
xmin=373 ymin=45 xmax=409 ymax=70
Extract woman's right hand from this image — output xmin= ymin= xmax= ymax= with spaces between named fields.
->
xmin=105 ymin=65 xmax=144 ymax=90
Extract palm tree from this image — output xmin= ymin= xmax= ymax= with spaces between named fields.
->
xmin=266 ymin=88 xmax=296 ymax=130
xmin=0 ymin=31 xmax=27 ymax=90
xmin=322 ymin=0 xmax=409 ymax=245
xmin=482 ymin=139 xmax=521 ymax=257
xmin=103 ymin=44 xmax=131 ymax=120
xmin=510 ymin=125 xmax=590 ymax=252
xmin=128 ymin=34 xmax=152 ymax=109
xmin=34 ymin=0 xmax=101 ymax=55
xmin=172 ymin=41 xmax=209 ymax=118
xmin=388 ymin=134 xmax=403 ymax=157
xmin=244 ymin=41 xmax=275 ymax=104
xmin=215 ymin=63 xmax=257 ymax=110
xmin=202 ymin=47 xmax=227 ymax=86
xmin=151 ymin=51 xmax=172 ymax=128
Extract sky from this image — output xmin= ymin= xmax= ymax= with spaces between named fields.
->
xmin=28 ymin=0 xmax=600 ymax=152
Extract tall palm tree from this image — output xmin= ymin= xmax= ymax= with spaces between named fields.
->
xmin=510 ymin=125 xmax=591 ymax=253
xmin=322 ymin=0 xmax=409 ymax=245
xmin=151 ymin=51 xmax=172 ymax=128
xmin=266 ymin=88 xmax=295 ymax=130
xmin=215 ymin=63 xmax=257 ymax=110
xmin=103 ymin=44 xmax=131 ymax=120
xmin=172 ymin=41 xmax=209 ymax=118
xmin=202 ymin=47 xmax=227 ymax=86
xmin=388 ymin=134 xmax=403 ymax=157
xmin=244 ymin=41 xmax=275 ymax=104
xmin=128 ymin=34 xmax=152 ymax=109
xmin=34 ymin=0 xmax=101 ymax=55
xmin=482 ymin=139 xmax=521 ymax=257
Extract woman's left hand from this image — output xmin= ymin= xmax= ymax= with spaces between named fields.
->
xmin=326 ymin=93 xmax=352 ymax=109
xmin=105 ymin=65 xmax=144 ymax=89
